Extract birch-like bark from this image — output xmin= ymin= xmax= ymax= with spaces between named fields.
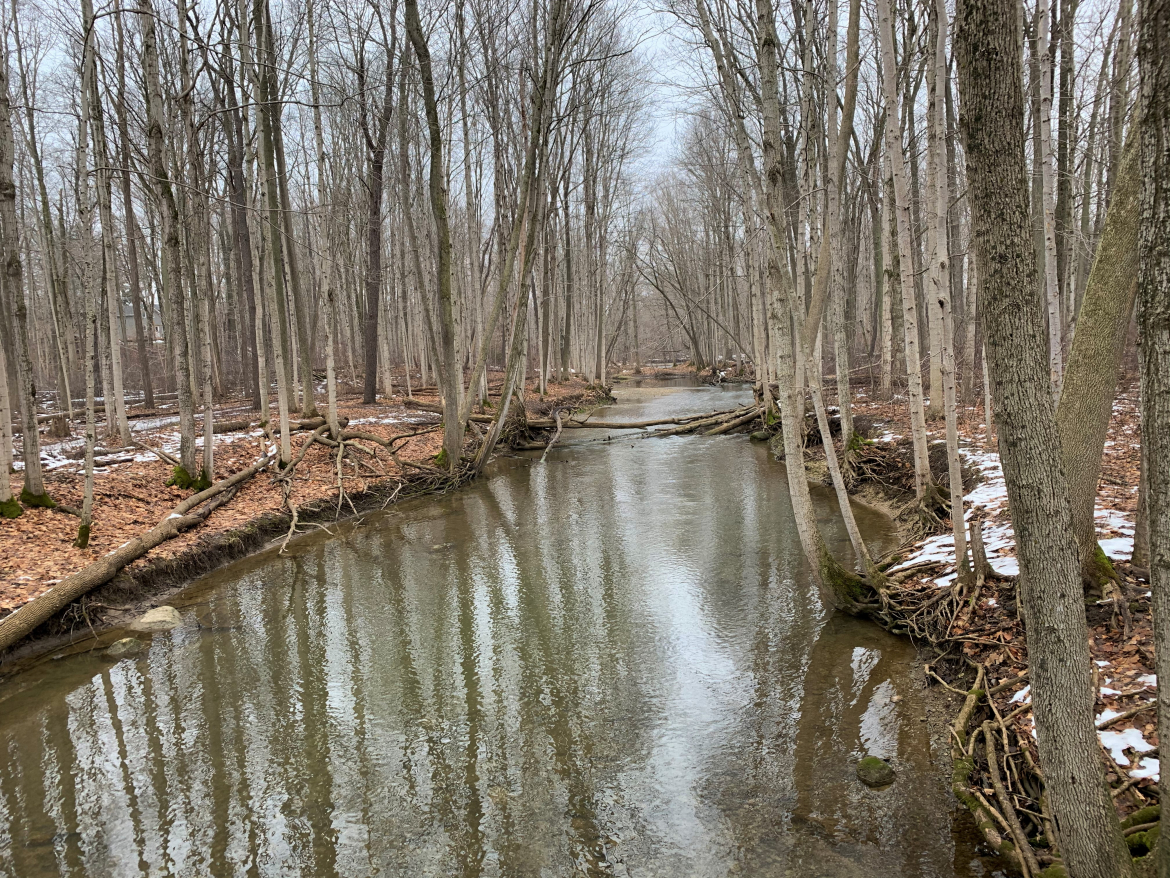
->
xmin=877 ymin=0 xmax=933 ymax=500
xmin=926 ymin=0 xmax=966 ymax=566
xmin=1037 ymin=0 xmax=1064 ymax=396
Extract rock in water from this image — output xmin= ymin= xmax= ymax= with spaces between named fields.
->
xmin=749 ymin=430 xmax=771 ymax=443
xmin=856 ymin=756 xmax=895 ymax=787
xmin=128 ymin=606 xmax=183 ymax=633
xmin=106 ymin=637 xmax=145 ymax=659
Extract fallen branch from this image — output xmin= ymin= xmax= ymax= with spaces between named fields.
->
xmin=540 ymin=411 xmax=565 ymax=463
xmin=0 ymin=450 xmax=274 ymax=654
xmin=1097 ymin=701 xmax=1156 ymax=730
xmin=703 ymin=407 xmax=762 ymax=436
xmin=131 ymin=439 xmax=180 ymax=468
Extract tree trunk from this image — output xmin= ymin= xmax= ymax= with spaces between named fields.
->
xmin=405 ymin=0 xmax=463 ymax=471
xmin=877 ymin=0 xmax=934 ymax=500
xmin=114 ymin=12 xmax=153 ymax=412
xmin=139 ymin=0 xmax=196 ymax=480
xmin=1 ymin=44 xmax=48 ymax=505
xmin=1136 ymin=2 xmax=1170 ymax=875
xmin=87 ymin=34 xmax=131 ymax=447
xmin=0 ymin=62 xmax=19 ymax=517
xmin=76 ymin=0 xmax=99 ymax=546
xmin=1056 ymin=132 xmax=1139 ymax=588
xmin=1037 ymin=0 xmax=1064 ymax=396
xmin=955 ymin=0 xmax=1135 ymax=872
xmin=755 ymin=0 xmax=868 ymax=610
xmin=928 ymin=0 xmax=967 ymax=567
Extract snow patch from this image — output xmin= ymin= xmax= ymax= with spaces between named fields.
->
xmin=1098 ymin=726 xmax=1154 ymax=766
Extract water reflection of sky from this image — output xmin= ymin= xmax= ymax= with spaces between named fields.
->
xmin=0 ymin=385 xmax=990 ymax=878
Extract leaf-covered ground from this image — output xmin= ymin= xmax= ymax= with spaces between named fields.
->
xmin=844 ymin=374 xmax=1156 ymax=816
xmin=0 ymin=375 xmax=605 ymax=619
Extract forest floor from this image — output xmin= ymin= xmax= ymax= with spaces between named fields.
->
xmin=0 ymin=374 xmax=608 ymax=645
xmin=829 ymin=373 xmax=1155 ymax=861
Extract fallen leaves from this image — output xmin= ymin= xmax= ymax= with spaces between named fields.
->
xmin=1 ymin=377 xmax=604 ymax=619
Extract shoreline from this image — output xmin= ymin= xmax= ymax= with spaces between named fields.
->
xmin=1 ymin=370 xmax=1152 ymax=873
xmin=0 ymin=379 xmax=611 ymax=674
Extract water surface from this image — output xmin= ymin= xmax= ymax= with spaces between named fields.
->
xmin=0 ymin=385 xmax=993 ymax=877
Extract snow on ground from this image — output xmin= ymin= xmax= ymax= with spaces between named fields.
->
xmin=877 ymin=434 xmax=1136 ymax=585
xmin=1099 ymin=726 xmax=1156 ymax=767
xmin=868 ymin=420 xmax=1156 ymax=778
xmin=348 ymin=414 xmax=435 ymax=427
xmin=1010 ymin=680 xmax=1158 ymax=780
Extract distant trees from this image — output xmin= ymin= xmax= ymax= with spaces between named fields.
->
xmin=0 ymin=0 xmax=660 ymax=496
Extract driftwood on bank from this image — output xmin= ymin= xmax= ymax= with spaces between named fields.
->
xmin=0 ymin=451 xmax=275 ymax=654
xmin=403 ymin=397 xmax=748 ymax=434
xmin=650 ymin=406 xmax=757 ymax=437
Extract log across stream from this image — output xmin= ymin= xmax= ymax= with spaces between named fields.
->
xmin=0 ymin=383 xmax=998 ymax=877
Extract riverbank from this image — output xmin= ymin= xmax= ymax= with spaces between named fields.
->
xmin=0 ymin=376 xmax=610 ymax=667
xmin=819 ymin=378 xmax=1153 ymax=874
xmin=619 ymin=362 xmax=1154 ymax=872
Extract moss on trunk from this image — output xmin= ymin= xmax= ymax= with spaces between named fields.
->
xmin=166 ymin=466 xmax=210 ymax=492
xmin=19 ymin=486 xmax=55 ymax=509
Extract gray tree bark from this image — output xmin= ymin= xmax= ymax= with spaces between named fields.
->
xmin=955 ymin=0 xmax=1135 ymax=872
xmin=1137 ymin=1 xmax=1170 ymax=875
xmin=1056 ymin=132 xmax=1139 ymax=588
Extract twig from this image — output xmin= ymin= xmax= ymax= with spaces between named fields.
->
xmin=984 ymin=720 xmax=1041 ymax=877
xmin=540 ymin=410 xmax=565 ymax=463
xmin=926 ymin=666 xmax=969 ymax=696
xmin=1096 ymin=702 xmax=1156 ymax=730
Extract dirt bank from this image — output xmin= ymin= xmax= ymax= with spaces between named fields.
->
xmin=0 ymin=377 xmax=609 ymax=672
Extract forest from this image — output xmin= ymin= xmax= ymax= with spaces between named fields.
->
xmin=0 ymin=0 xmax=1167 ymax=873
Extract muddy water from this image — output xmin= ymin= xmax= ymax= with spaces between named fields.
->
xmin=0 ymin=385 xmax=994 ymax=877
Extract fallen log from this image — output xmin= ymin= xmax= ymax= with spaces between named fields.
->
xmin=564 ymin=410 xmax=738 ymax=429
xmin=703 ymin=407 xmax=762 ymax=435
xmin=403 ymin=399 xmax=444 ymax=414
xmin=0 ymin=451 xmax=274 ymax=654
xmin=272 ymin=416 xmax=350 ymax=435
xmin=651 ymin=406 xmax=754 ymax=437
xmin=213 ymin=418 xmax=254 ymax=434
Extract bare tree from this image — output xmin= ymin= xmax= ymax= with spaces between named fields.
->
xmin=955 ymin=0 xmax=1135 ymax=870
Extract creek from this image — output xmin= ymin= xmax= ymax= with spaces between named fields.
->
xmin=0 ymin=383 xmax=997 ymax=877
